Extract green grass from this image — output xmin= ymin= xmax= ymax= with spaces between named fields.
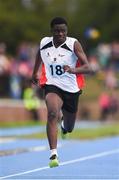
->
xmin=19 ymin=122 xmax=119 ymax=140
xmin=1 ymin=120 xmax=119 ymax=140
xmin=0 ymin=120 xmax=45 ymax=128
xmin=68 ymin=123 xmax=119 ymax=139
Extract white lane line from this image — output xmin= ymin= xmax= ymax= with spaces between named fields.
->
xmin=0 ymin=138 xmax=16 ymax=144
xmin=0 ymin=148 xmax=119 ymax=179
xmin=60 ymin=148 xmax=119 ymax=166
xmin=0 ymin=143 xmax=63 ymax=156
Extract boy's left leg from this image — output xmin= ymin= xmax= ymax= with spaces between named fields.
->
xmin=61 ymin=91 xmax=80 ymax=135
xmin=61 ymin=109 xmax=77 ymax=135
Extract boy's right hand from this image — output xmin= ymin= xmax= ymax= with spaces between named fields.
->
xmin=31 ymin=74 xmax=39 ymax=86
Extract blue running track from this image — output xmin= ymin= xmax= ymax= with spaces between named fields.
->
xmin=0 ymin=126 xmax=119 ymax=180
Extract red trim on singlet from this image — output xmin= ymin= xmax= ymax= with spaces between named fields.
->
xmin=76 ymin=61 xmax=85 ymax=89
xmin=39 ymin=61 xmax=85 ymax=89
xmin=39 ymin=63 xmax=47 ymax=87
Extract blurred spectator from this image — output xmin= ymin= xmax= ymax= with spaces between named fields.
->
xmin=104 ymin=69 xmax=118 ymax=90
xmin=99 ymin=92 xmax=111 ymax=121
xmin=89 ymin=55 xmax=100 ymax=74
xmin=0 ymin=42 xmax=11 ymax=97
xmin=0 ymin=43 xmax=10 ymax=74
xmin=9 ymin=42 xmax=33 ymax=99
xmin=9 ymin=57 xmax=22 ymax=99
xmin=109 ymin=41 xmax=119 ymax=71
xmin=97 ymin=43 xmax=111 ymax=69
xmin=23 ymin=80 xmax=40 ymax=121
xmin=109 ymin=91 xmax=119 ymax=119
xmin=99 ymin=90 xmax=119 ymax=121
xmin=16 ymin=42 xmax=30 ymax=62
xmin=0 ymin=42 xmax=37 ymax=98
xmin=16 ymin=42 xmax=33 ymax=97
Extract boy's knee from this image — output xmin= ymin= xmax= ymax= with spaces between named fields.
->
xmin=48 ymin=111 xmax=58 ymax=120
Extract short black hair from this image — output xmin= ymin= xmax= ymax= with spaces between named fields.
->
xmin=50 ymin=17 xmax=67 ymax=28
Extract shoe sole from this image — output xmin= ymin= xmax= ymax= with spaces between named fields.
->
xmin=49 ymin=159 xmax=59 ymax=168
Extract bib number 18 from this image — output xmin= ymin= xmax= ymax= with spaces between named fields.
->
xmin=50 ymin=65 xmax=64 ymax=76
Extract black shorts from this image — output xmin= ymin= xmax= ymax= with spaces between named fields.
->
xmin=43 ymin=85 xmax=82 ymax=113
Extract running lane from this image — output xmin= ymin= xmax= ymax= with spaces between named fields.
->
xmin=0 ymin=136 xmax=119 ymax=179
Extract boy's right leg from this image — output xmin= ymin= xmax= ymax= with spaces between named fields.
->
xmin=45 ymin=92 xmax=63 ymax=167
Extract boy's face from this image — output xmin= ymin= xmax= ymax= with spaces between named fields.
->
xmin=51 ymin=24 xmax=68 ymax=44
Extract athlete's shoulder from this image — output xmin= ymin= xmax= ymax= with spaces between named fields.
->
xmin=66 ymin=37 xmax=78 ymax=51
xmin=40 ymin=37 xmax=53 ymax=49
xmin=40 ymin=37 xmax=52 ymax=44
xmin=67 ymin=37 xmax=78 ymax=43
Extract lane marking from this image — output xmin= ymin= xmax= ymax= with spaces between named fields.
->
xmin=0 ymin=138 xmax=16 ymax=144
xmin=0 ymin=143 xmax=62 ymax=157
xmin=60 ymin=148 xmax=119 ymax=166
xmin=0 ymin=145 xmax=48 ymax=157
xmin=0 ymin=148 xmax=119 ymax=179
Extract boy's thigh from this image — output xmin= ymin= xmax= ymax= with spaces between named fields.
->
xmin=62 ymin=91 xmax=80 ymax=113
xmin=44 ymin=85 xmax=63 ymax=111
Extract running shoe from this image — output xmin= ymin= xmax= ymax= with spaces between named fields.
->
xmin=49 ymin=154 xmax=59 ymax=168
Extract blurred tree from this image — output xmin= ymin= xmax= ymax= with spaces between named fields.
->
xmin=0 ymin=0 xmax=119 ymax=54
xmin=72 ymin=0 xmax=119 ymax=52
xmin=76 ymin=0 xmax=119 ymax=40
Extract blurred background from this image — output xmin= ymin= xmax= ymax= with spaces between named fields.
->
xmin=0 ymin=0 xmax=119 ymax=125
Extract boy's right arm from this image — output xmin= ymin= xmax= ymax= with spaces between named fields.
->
xmin=31 ymin=49 xmax=42 ymax=85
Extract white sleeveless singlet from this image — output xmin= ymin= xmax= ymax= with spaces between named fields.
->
xmin=39 ymin=36 xmax=80 ymax=93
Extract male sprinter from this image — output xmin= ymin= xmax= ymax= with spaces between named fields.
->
xmin=32 ymin=17 xmax=92 ymax=168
